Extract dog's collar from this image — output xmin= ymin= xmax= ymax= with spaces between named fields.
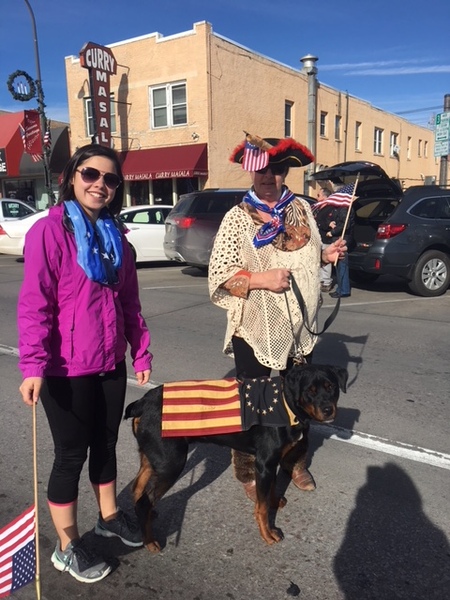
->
xmin=281 ymin=380 xmax=311 ymax=426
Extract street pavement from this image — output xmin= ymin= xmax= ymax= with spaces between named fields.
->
xmin=0 ymin=256 xmax=449 ymax=600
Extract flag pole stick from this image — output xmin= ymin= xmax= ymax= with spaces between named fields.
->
xmin=32 ymin=402 xmax=41 ymax=600
xmin=334 ymin=174 xmax=360 ymax=267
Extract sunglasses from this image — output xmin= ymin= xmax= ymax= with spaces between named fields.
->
xmin=76 ymin=167 xmax=122 ymax=190
xmin=255 ymin=163 xmax=287 ymax=175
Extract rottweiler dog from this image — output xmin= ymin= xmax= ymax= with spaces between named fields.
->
xmin=124 ymin=364 xmax=348 ymax=551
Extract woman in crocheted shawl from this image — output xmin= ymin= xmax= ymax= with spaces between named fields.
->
xmin=208 ymin=133 xmax=347 ymax=500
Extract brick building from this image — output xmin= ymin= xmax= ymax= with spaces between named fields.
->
xmin=64 ymin=21 xmax=440 ymax=206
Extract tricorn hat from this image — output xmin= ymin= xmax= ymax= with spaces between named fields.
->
xmin=230 ymin=132 xmax=314 ymax=170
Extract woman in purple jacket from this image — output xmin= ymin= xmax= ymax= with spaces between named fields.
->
xmin=18 ymin=144 xmax=152 ymax=584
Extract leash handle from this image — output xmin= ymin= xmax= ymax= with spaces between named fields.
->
xmin=288 ymin=276 xmax=341 ymax=337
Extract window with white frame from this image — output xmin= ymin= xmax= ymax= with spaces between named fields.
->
xmin=284 ymin=101 xmax=293 ymax=137
xmin=390 ymin=132 xmax=399 ymax=156
xmin=84 ymin=95 xmax=116 ymax=138
xmin=374 ymin=127 xmax=383 ymax=155
xmin=320 ymin=112 xmax=327 ymax=137
xmin=355 ymin=121 xmax=361 ymax=151
xmin=151 ymin=82 xmax=187 ymax=129
xmin=334 ymin=115 xmax=342 ymax=141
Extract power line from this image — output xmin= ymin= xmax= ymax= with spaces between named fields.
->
xmin=396 ymin=105 xmax=442 ymax=115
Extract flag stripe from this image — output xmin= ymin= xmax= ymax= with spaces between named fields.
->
xmin=0 ymin=506 xmax=35 ymax=598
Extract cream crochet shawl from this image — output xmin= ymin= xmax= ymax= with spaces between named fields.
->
xmin=208 ymin=198 xmax=322 ymax=370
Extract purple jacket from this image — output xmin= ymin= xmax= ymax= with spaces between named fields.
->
xmin=18 ymin=204 xmax=152 ymax=378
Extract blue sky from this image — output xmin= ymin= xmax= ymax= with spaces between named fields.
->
xmin=2 ymin=0 xmax=449 ymax=128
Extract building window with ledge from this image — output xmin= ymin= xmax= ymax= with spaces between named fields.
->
xmin=320 ymin=112 xmax=327 ymax=137
xmin=407 ymin=136 xmax=411 ymax=160
xmin=334 ymin=115 xmax=341 ymax=141
xmin=284 ymin=101 xmax=293 ymax=137
xmin=151 ymin=82 xmax=187 ymax=129
xmin=84 ymin=95 xmax=116 ymax=138
xmin=390 ymin=132 xmax=399 ymax=157
xmin=418 ymin=139 xmax=422 ymax=157
xmin=374 ymin=127 xmax=383 ymax=155
xmin=424 ymin=140 xmax=428 ymax=158
xmin=355 ymin=121 xmax=361 ymax=151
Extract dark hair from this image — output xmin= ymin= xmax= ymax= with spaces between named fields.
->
xmin=57 ymin=144 xmax=124 ymax=215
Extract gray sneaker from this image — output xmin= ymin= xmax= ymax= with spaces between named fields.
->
xmin=51 ymin=538 xmax=111 ymax=583
xmin=95 ymin=509 xmax=143 ymax=547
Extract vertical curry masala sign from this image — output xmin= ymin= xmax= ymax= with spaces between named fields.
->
xmin=79 ymin=42 xmax=117 ymax=147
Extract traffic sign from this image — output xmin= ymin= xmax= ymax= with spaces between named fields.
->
xmin=434 ymin=113 xmax=450 ymax=156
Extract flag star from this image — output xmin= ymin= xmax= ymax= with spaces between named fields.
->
xmin=252 ymin=378 xmax=257 ymax=382
xmin=274 ymin=389 xmax=279 ymax=394
xmin=102 ymin=252 xmax=109 ymax=259
xmin=246 ymin=401 xmax=252 ymax=407
xmin=269 ymin=406 xmax=274 ymax=412
xmin=272 ymin=383 xmax=277 ymax=388
xmin=246 ymin=384 xmax=251 ymax=389
xmin=93 ymin=248 xmax=99 ymax=254
xmin=262 ymin=409 xmax=267 ymax=415
xmin=273 ymin=398 xmax=278 ymax=404
xmin=245 ymin=393 xmax=250 ymax=398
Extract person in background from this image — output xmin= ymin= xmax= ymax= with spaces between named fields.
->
xmin=313 ymin=180 xmax=355 ymax=298
xmin=208 ymin=133 xmax=347 ymax=501
xmin=17 ymin=144 xmax=152 ymax=584
xmin=314 ymin=187 xmax=335 ymax=292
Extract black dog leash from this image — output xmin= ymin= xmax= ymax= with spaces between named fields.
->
xmin=285 ymin=275 xmax=341 ymax=337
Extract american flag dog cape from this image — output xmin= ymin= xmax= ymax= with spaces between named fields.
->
xmin=161 ymin=376 xmax=299 ymax=437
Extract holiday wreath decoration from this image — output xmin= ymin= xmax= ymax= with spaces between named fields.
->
xmin=7 ymin=70 xmax=36 ymax=102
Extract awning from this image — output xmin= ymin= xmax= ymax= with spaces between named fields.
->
xmin=0 ymin=112 xmax=26 ymax=177
xmin=20 ymin=126 xmax=70 ymax=175
xmin=120 ymin=143 xmax=208 ymax=181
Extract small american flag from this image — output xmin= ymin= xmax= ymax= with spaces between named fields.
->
xmin=242 ymin=140 xmax=269 ymax=172
xmin=0 ymin=506 xmax=36 ymax=598
xmin=43 ymin=127 xmax=51 ymax=149
xmin=325 ymin=183 xmax=355 ymax=208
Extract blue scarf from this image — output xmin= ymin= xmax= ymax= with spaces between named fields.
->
xmin=243 ymin=186 xmax=296 ymax=247
xmin=64 ymin=200 xmax=123 ymax=285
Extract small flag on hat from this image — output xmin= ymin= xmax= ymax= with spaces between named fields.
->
xmin=242 ymin=132 xmax=271 ymax=172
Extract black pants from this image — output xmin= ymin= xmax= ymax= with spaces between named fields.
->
xmin=40 ymin=361 xmax=127 ymax=504
xmin=231 ymin=336 xmax=311 ymax=379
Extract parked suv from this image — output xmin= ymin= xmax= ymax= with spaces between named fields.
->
xmin=312 ymin=161 xmax=450 ymax=297
xmin=164 ymin=189 xmax=247 ymax=268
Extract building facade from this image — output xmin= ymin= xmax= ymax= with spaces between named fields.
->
xmin=65 ymin=21 xmax=440 ymax=206
xmin=0 ymin=110 xmax=70 ymax=208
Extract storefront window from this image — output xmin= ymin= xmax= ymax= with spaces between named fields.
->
xmin=177 ymin=177 xmax=200 ymax=196
xmin=3 ymin=180 xmax=35 ymax=205
xmin=130 ymin=181 xmax=149 ymax=205
xmin=153 ymin=179 xmax=173 ymax=204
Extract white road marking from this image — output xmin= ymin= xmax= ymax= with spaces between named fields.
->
xmin=3 ymin=344 xmax=448 ymax=471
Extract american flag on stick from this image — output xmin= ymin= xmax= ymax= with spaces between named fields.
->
xmin=324 ymin=183 xmax=355 ymax=208
xmin=18 ymin=124 xmax=42 ymax=163
xmin=0 ymin=506 xmax=36 ymax=598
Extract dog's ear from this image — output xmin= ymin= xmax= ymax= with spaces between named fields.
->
xmin=332 ymin=367 xmax=348 ymax=393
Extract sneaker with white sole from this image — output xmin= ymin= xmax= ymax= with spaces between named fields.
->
xmin=51 ymin=538 xmax=111 ymax=583
xmin=95 ymin=509 xmax=143 ymax=547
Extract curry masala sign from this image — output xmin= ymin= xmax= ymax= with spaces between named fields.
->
xmin=79 ymin=42 xmax=117 ymax=147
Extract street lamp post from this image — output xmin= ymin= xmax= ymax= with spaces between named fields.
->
xmin=23 ymin=0 xmax=54 ymax=205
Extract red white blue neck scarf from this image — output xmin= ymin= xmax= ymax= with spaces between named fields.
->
xmin=64 ymin=200 xmax=123 ymax=285
xmin=243 ymin=186 xmax=296 ymax=247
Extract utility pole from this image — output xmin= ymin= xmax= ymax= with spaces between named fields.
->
xmin=23 ymin=0 xmax=54 ymax=205
xmin=300 ymin=54 xmax=318 ymax=196
xmin=438 ymin=94 xmax=450 ymax=187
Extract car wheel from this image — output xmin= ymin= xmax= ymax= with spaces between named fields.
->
xmin=349 ymin=270 xmax=380 ymax=284
xmin=408 ymin=250 xmax=450 ymax=297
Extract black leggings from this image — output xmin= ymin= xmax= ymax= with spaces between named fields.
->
xmin=40 ymin=361 xmax=127 ymax=505
xmin=231 ymin=336 xmax=311 ymax=379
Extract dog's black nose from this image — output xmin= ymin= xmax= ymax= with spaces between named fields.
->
xmin=322 ymin=405 xmax=334 ymax=419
